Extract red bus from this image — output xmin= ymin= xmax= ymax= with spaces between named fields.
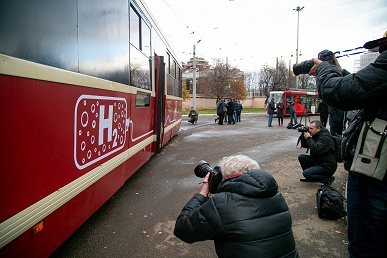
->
xmin=269 ymin=89 xmax=320 ymax=116
xmin=0 ymin=1 xmax=182 ymax=256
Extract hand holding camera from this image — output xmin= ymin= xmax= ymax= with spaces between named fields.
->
xmin=194 ymin=160 xmax=223 ymax=195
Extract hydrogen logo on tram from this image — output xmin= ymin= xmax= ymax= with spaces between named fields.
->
xmin=74 ymin=95 xmax=130 ymax=170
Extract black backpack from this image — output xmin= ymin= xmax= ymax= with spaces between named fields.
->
xmin=316 ymin=184 xmax=346 ymax=220
xmin=330 ymin=134 xmax=343 ymax=163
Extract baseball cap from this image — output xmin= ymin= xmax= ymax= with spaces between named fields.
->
xmin=363 ymin=31 xmax=387 ymax=49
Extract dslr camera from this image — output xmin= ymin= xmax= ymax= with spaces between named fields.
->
xmin=194 ymin=160 xmax=223 ymax=194
xmin=293 ymin=50 xmax=336 ymax=76
xmin=297 ymin=125 xmax=309 ymax=133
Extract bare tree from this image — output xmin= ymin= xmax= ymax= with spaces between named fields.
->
xmin=244 ymin=71 xmax=262 ymax=96
xmin=272 ymin=59 xmax=289 ymax=91
xmin=198 ymin=59 xmax=246 ymax=102
xmin=297 ymin=74 xmax=316 ymax=90
xmin=259 ymin=65 xmax=275 ymax=97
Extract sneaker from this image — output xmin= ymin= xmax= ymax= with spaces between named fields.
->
xmin=300 ymin=177 xmax=312 ymax=182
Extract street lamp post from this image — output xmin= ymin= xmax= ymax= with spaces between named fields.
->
xmin=293 ymin=6 xmax=304 ymax=89
xmin=192 ymin=39 xmax=201 ymax=110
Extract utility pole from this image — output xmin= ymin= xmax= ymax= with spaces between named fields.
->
xmin=192 ymin=39 xmax=201 ymax=110
xmin=293 ymin=6 xmax=304 ymax=89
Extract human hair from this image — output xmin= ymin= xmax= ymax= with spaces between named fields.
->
xmin=219 ymin=154 xmax=260 ymax=178
xmin=310 ymin=120 xmax=322 ymax=129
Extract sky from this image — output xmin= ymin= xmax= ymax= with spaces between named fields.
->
xmin=144 ymin=0 xmax=386 ymax=73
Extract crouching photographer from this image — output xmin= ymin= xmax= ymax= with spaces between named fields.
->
xmin=173 ymin=154 xmax=299 ymax=258
xmin=298 ymin=120 xmax=337 ymax=185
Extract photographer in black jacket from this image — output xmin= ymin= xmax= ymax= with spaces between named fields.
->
xmin=309 ymin=32 xmax=387 ymax=257
xmin=174 ymin=154 xmax=299 ymax=258
xmin=298 ymin=120 xmax=337 ymax=185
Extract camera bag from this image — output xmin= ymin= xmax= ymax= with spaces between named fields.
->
xmin=316 ymin=184 xmax=346 ymax=220
xmin=350 ymin=118 xmax=387 ymax=180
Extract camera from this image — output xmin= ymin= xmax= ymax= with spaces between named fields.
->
xmin=293 ymin=50 xmax=336 ymax=76
xmin=194 ymin=160 xmax=223 ymax=194
xmin=297 ymin=125 xmax=309 ymax=133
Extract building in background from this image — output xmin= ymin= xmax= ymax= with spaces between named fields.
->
xmin=353 ymin=48 xmax=380 ymax=73
xmin=182 ymin=57 xmax=211 ymax=94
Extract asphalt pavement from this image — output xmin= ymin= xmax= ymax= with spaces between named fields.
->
xmin=51 ymin=113 xmax=348 ymax=258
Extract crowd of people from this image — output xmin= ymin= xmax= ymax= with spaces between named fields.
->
xmin=177 ymin=31 xmax=386 ymax=258
xmin=215 ymin=98 xmax=243 ymax=125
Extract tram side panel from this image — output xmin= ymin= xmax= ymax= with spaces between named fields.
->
xmin=0 ymin=72 xmax=156 ymax=257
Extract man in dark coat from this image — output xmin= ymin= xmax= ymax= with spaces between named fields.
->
xmin=267 ymin=97 xmax=276 ymax=127
xmin=308 ymin=32 xmax=387 ymax=257
xmin=226 ymin=98 xmax=235 ymax=124
xmin=317 ymin=100 xmax=328 ymax=127
xmin=298 ymin=120 xmax=337 ymax=184
xmin=174 ymin=154 xmax=299 ymax=258
xmin=216 ymin=100 xmax=225 ymax=125
xmin=328 ymin=106 xmax=344 ymax=135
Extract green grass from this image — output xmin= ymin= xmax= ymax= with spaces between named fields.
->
xmin=182 ymin=108 xmax=266 ymax=115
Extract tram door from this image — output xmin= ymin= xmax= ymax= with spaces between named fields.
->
xmin=153 ymin=55 xmax=165 ymax=153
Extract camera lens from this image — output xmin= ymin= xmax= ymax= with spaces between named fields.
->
xmin=194 ymin=160 xmax=213 ymax=178
xmin=293 ymin=60 xmax=314 ymax=76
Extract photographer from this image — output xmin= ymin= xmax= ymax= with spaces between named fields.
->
xmin=298 ymin=120 xmax=337 ymax=184
xmin=188 ymin=107 xmax=198 ymax=124
xmin=174 ymin=154 xmax=299 ymax=258
xmin=309 ymin=32 xmax=387 ymax=258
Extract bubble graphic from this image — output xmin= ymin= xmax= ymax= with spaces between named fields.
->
xmin=81 ymin=141 xmax=86 ymax=151
xmin=81 ymin=111 xmax=88 ymax=127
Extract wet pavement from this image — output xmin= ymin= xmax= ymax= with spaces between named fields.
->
xmin=51 ymin=113 xmax=348 ymax=258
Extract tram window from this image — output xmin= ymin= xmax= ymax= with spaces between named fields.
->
xmin=135 ymin=92 xmax=151 ymax=107
xmin=141 ymin=20 xmax=150 ymax=55
xmin=167 ymin=53 xmax=171 ymax=74
xmin=130 ymin=45 xmax=151 ymax=90
xmin=130 ymin=6 xmax=140 ymax=49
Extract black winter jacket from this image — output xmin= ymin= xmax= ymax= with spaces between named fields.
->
xmin=268 ymin=100 xmax=276 ymax=115
xmin=317 ymin=51 xmax=387 ymax=114
xmin=306 ymin=128 xmax=337 ymax=174
xmin=174 ymin=169 xmax=299 ymax=258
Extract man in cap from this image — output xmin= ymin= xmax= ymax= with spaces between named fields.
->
xmin=309 ymin=31 xmax=387 ymax=258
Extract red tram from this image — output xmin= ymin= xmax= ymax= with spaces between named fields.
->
xmin=0 ymin=1 xmax=182 ymax=256
xmin=269 ymin=89 xmax=320 ymax=116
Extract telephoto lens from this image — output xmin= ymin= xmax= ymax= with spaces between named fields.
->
xmin=292 ymin=60 xmax=314 ymax=76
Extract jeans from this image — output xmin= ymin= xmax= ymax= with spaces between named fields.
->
xmin=268 ymin=114 xmax=273 ymax=126
xmin=347 ymin=173 xmax=387 ymax=257
xmin=227 ymin=114 xmax=235 ymax=124
xmin=298 ymin=154 xmax=332 ymax=182
xmin=290 ymin=112 xmax=297 ymax=124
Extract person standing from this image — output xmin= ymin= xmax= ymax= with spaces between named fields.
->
xmin=318 ymin=100 xmax=328 ymax=127
xmin=267 ymin=98 xmax=276 ymax=127
xmin=308 ymin=31 xmax=387 ymax=258
xmin=216 ymin=100 xmax=226 ymax=125
xmin=288 ymin=101 xmax=297 ymax=126
xmin=236 ymin=101 xmax=243 ymax=122
xmin=328 ymin=106 xmax=344 ymax=136
xmin=277 ymin=99 xmax=284 ymax=126
xmin=227 ymin=98 xmax=235 ymax=124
